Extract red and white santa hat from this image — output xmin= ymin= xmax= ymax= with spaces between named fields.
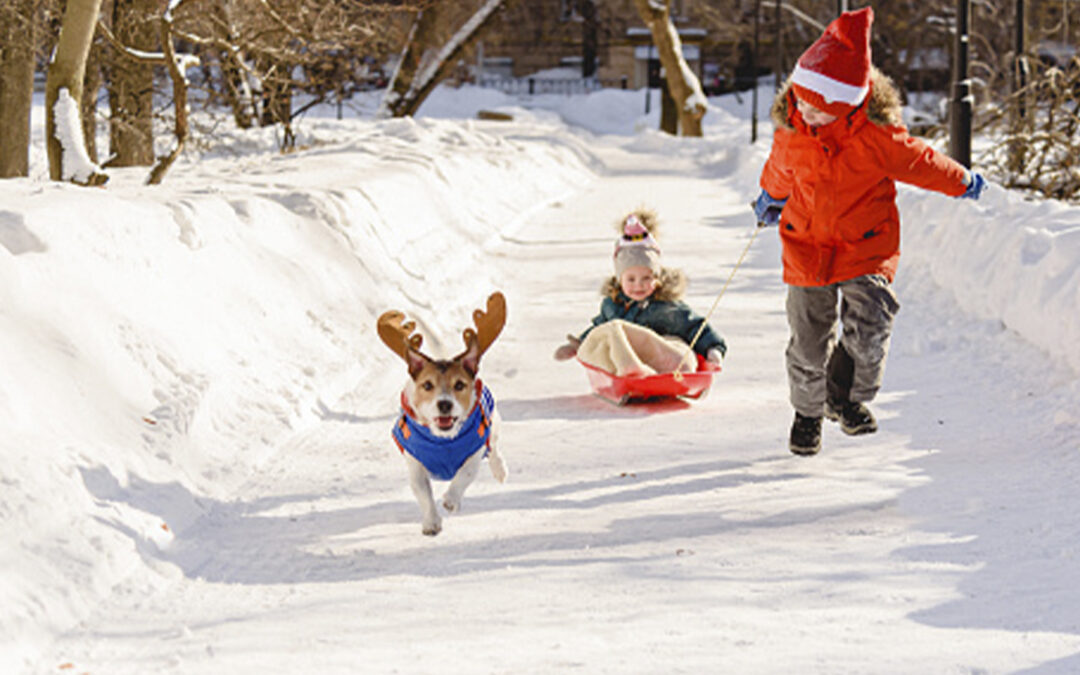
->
xmin=790 ymin=7 xmax=874 ymax=117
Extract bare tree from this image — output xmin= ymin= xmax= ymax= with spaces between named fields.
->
xmin=146 ymin=7 xmax=194 ymax=185
xmin=380 ymin=1 xmax=441 ymax=118
xmin=380 ymin=0 xmax=509 ymax=118
xmin=632 ymin=0 xmax=706 ymax=136
xmin=98 ymin=0 xmax=199 ymax=185
xmin=977 ymin=57 xmax=1080 ymax=200
xmin=206 ymin=0 xmax=255 ymax=129
xmin=46 ymin=0 xmax=109 ymax=185
xmin=0 ymin=0 xmax=38 ymax=178
xmin=106 ymin=0 xmax=158 ymax=166
xmin=81 ymin=40 xmax=103 ymax=164
xmin=171 ymin=0 xmax=413 ymax=147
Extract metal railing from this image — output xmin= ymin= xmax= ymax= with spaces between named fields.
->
xmin=476 ymin=75 xmax=629 ymax=96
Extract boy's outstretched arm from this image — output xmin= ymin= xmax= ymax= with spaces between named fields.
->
xmin=879 ymin=128 xmax=971 ymax=197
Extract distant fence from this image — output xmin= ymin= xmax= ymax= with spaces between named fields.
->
xmin=476 ymin=76 xmax=630 ymax=96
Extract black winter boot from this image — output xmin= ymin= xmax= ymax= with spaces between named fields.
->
xmin=825 ymin=398 xmax=878 ymax=435
xmin=789 ymin=412 xmax=823 ymax=456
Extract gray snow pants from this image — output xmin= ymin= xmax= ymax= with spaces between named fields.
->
xmin=785 ymin=274 xmax=900 ymax=418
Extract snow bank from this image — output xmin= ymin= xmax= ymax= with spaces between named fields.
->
xmin=0 ymin=115 xmax=596 ymax=670
xmin=419 ymin=84 xmax=655 ymax=136
xmin=897 ymin=184 xmax=1080 ymax=374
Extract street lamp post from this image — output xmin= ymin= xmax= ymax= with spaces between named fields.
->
xmin=1015 ymin=0 xmax=1026 ymax=120
xmin=949 ymin=0 xmax=973 ymax=167
xmin=774 ymin=0 xmax=783 ymax=91
xmin=752 ymin=0 xmax=760 ymax=142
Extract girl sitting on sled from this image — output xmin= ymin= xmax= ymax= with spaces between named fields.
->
xmin=554 ymin=208 xmax=726 ymax=377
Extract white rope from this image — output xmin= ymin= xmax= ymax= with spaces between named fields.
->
xmin=673 ymin=223 xmax=765 ymax=380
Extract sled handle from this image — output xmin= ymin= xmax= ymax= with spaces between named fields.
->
xmin=674 ymin=221 xmax=766 ymax=380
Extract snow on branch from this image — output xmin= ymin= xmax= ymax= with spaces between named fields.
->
xmin=409 ymin=0 xmax=504 ymax=103
xmin=663 ymin=19 xmax=706 ymax=115
xmin=97 ymin=7 xmax=200 ymax=77
xmin=382 ymin=0 xmax=506 ymax=118
xmin=96 ymin=20 xmax=166 ymax=64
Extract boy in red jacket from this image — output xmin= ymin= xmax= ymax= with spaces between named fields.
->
xmin=755 ymin=8 xmax=986 ymax=455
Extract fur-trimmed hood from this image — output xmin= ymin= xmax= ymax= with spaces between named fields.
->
xmin=771 ymin=66 xmax=903 ymax=131
xmin=601 ymin=267 xmax=686 ymax=302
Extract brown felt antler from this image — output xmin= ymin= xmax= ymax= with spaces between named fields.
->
xmin=377 ymin=310 xmax=426 ymax=362
xmin=461 ymin=291 xmax=506 ymax=358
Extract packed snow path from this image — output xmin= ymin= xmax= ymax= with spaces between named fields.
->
xmin=40 ymin=138 xmax=1080 ymax=673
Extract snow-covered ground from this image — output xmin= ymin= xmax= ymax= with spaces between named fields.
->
xmin=2 ymin=83 xmax=1079 ymax=673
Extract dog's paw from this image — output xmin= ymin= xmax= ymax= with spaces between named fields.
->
xmin=489 ymin=456 xmax=508 ymax=483
xmin=442 ymin=494 xmax=461 ymax=513
xmin=422 ymin=518 xmax=442 ymax=536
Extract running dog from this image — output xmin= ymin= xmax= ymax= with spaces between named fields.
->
xmin=377 ymin=292 xmax=508 ymax=536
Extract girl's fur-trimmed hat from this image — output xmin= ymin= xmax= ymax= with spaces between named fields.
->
xmin=613 ymin=210 xmax=661 ymax=277
xmin=791 ymin=7 xmax=873 ymax=117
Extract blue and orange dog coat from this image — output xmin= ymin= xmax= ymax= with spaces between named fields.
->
xmin=392 ymin=380 xmax=495 ymax=481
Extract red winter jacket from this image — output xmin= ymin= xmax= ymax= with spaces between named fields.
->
xmin=759 ymin=71 xmax=969 ymax=287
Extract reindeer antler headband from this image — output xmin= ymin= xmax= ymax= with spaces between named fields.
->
xmin=377 ymin=292 xmax=507 ymax=363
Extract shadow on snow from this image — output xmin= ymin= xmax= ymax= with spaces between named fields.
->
xmin=79 ymin=458 xmax=827 ymax=587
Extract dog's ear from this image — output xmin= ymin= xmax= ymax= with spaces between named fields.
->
xmin=406 ymin=348 xmax=429 ymax=379
xmin=460 ymin=334 xmax=481 ymax=377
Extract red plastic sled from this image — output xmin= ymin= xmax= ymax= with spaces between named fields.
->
xmin=578 ymin=354 xmax=721 ymax=405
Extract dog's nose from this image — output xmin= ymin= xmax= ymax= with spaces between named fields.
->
xmin=437 ymin=400 xmax=453 ymax=415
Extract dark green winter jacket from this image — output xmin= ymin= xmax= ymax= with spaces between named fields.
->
xmin=579 ymin=268 xmax=727 ymax=358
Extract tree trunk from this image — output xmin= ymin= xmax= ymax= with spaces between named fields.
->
xmin=380 ymin=4 xmax=441 ymax=118
xmin=209 ymin=0 xmax=254 ymax=129
xmin=381 ymin=0 xmax=507 ymax=118
xmin=258 ymin=59 xmax=292 ymax=129
xmin=147 ymin=15 xmax=189 ymax=185
xmin=46 ymin=0 xmax=109 ymax=184
xmin=0 ymin=0 xmax=36 ymax=178
xmin=632 ymin=0 xmax=706 ymax=137
xmin=107 ymin=0 xmax=157 ymax=166
xmin=82 ymin=40 xmax=102 ymax=164
xmin=580 ymin=0 xmax=597 ymax=78
xmin=660 ymin=80 xmax=678 ymax=135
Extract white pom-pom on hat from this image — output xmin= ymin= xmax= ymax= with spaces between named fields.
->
xmin=614 ymin=212 xmax=661 ymax=277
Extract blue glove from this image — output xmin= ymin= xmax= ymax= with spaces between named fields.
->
xmin=959 ymin=172 xmax=987 ymax=200
xmin=753 ymin=190 xmax=787 ymax=226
